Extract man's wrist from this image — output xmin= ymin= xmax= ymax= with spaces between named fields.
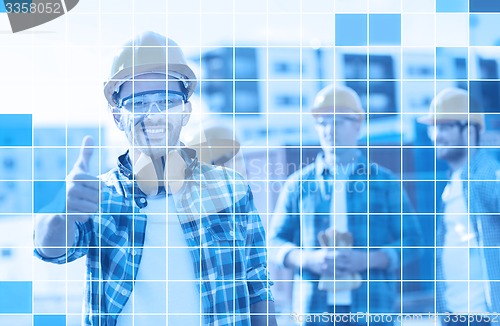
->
xmin=284 ymin=249 xmax=302 ymax=270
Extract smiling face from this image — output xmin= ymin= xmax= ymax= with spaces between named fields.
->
xmin=115 ymin=73 xmax=191 ymax=159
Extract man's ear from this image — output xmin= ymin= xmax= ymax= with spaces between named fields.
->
xmin=465 ymin=124 xmax=480 ymax=146
xmin=354 ymin=118 xmax=366 ymax=141
xmin=182 ymin=101 xmax=192 ymax=126
xmin=110 ymin=106 xmax=125 ymax=131
xmin=353 ymin=118 xmax=363 ymax=133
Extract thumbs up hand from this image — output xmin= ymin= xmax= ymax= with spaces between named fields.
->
xmin=75 ymin=135 xmax=94 ymax=173
xmin=33 ymin=136 xmax=102 ymax=258
xmin=65 ymin=136 xmax=101 ymax=223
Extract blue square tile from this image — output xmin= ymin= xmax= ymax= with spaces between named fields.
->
xmin=368 ymin=81 xmax=398 ymax=113
xmin=335 ymin=14 xmax=367 ymax=46
xmin=403 ymin=148 xmax=436 ymax=180
xmin=0 ymin=282 xmax=32 ymax=313
xmin=436 ymin=47 xmax=468 ymax=79
xmin=342 ymin=52 xmax=368 ymax=79
xmin=345 ymin=80 xmax=367 ymax=109
xmin=369 ymin=14 xmax=401 ymax=45
xmin=0 ymin=181 xmax=32 ymax=213
xmin=402 ymin=49 xmax=434 ymax=80
xmin=235 ymin=81 xmax=260 ymax=113
xmin=470 ymin=14 xmax=500 ymax=46
xmin=470 ymin=0 xmax=500 ymax=12
xmin=403 ymin=282 xmax=435 ymax=313
xmin=0 ymin=148 xmax=32 ymax=180
xmin=34 ymin=148 xmax=67 ymax=180
xmin=34 ymin=181 xmax=66 ymax=213
xmin=33 ymin=128 xmax=66 ymax=147
xmin=368 ymin=282 xmax=399 ymax=313
xmin=0 ymin=114 xmax=32 ymax=146
xmin=403 ymin=249 xmax=435 ymax=281
xmin=436 ymin=0 xmax=468 ymax=12
xmin=34 ymin=315 xmax=66 ymax=326
xmin=470 ymin=81 xmax=500 ymax=113
xmin=404 ymin=215 xmax=435 ymax=247
xmin=2 ymin=1 xmax=34 ymax=13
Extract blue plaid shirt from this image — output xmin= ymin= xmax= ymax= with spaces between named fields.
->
xmin=35 ymin=151 xmax=274 ymax=326
xmin=269 ymin=152 xmax=423 ymax=316
xmin=436 ymin=150 xmax=500 ymax=314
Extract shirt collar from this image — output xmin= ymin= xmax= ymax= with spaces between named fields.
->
xmin=315 ymin=150 xmax=365 ymax=178
xmin=117 ymin=150 xmax=133 ymax=179
xmin=116 ymin=145 xmax=198 ymax=201
xmin=315 ymin=152 xmax=331 ymax=178
xmin=117 ymin=144 xmax=198 ymax=179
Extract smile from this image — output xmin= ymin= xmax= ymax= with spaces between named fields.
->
xmin=146 ymin=128 xmax=165 ymax=134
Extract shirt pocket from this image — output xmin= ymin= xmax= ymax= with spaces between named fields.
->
xmin=205 ymin=221 xmax=247 ymax=280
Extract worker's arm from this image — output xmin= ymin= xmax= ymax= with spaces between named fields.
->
xmin=250 ymin=300 xmax=277 ymax=326
xmin=34 ymin=136 xmax=100 ymax=259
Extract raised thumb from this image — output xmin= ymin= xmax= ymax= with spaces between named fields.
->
xmin=75 ymin=135 xmax=94 ymax=172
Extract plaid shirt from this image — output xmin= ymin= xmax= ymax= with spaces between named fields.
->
xmin=269 ymin=152 xmax=422 ymax=316
xmin=436 ymin=150 xmax=500 ymax=315
xmin=35 ymin=151 xmax=273 ymax=326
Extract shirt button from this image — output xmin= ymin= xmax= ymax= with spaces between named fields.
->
xmin=121 ymin=289 xmax=128 ymax=296
xmin=229 ymin=230 xmax=234 ymax=237
xmin=132 ymin=249 xmax=137 ymax=256
xmin=139 ymin=198 xmax=146 ymax=204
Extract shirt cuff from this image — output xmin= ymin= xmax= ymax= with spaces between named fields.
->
xmin=248 ymin=280 xmax=275 ymax=305
xmin=274 ymin=243 xmax=297 ymax=269
xmin=33 ymin=221 xmax=81 ymax=264
xmin=379 ymin=248 xmax=399 ymax=273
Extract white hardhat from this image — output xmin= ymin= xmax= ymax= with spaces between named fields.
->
xmin=103 ymin=31 xmax=197 ymax=106
xmin=311 ymin=84 xmax=365 ymax=120
xmin=418 ymin=87 xmax=485 ymax=129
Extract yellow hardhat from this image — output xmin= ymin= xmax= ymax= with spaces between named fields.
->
xmin=311 ymin=84 xmax=365 ymax=120
xmin=418 ymin=87 xmax=485 ymax=129
xmin=103 ymin=31 xmax=197 ymax=107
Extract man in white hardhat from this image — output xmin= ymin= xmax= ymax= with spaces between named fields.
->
xmin=419 ymin=87 xmax=500 ymax=326
xmin=269 ymin=84 xmax=422 ymax=325
xmin=34 ymin=31 xmax=276 ymax=326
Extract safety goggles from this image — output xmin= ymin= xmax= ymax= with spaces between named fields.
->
xmin=118 ymin=90 xmax=187 ymax=113
xmin=426 ymin=121 xmax=469 ymax=140
xmin=314 ymin=115 xmax=358 ymax=127
xmin=116 ymin=90 xmax=187 ymax=126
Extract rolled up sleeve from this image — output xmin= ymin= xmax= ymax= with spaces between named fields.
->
xmin=34 ymin=219 xmax=93 ymax=264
